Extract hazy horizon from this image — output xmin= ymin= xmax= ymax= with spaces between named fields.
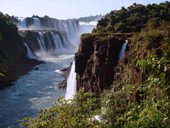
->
xmin=0 ymin=0 xmax=167 ymax=19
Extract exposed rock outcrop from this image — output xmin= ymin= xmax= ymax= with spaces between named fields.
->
xmin=0 ymin=31 xmax=41 ymax=89
xmin=75 ymin=33 xmax=130 ymax=93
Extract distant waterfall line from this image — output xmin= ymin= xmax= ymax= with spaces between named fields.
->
xmin=16 ymin=17 xmax=80 ymax=59
xmin=17 ymin=17 xmax=79 ymax=33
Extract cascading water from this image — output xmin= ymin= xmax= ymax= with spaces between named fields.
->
xmin=51 ymin=32 xmax=63 ymax=49
xmin=37 ymin=38 xmax=44 ymax=51
xmin=23 ymin=42 xmax=36 ymax=59
xmin=38 ymin=32 xmax=46 ymax=49
xmin=119 ymin=40 xmax=128 ymax=61
xmin=33 ymin=18 xmax=41 ymax=30
xmin=18 ymin=18 xmax=27 ymax=30
xmin=0 ymin=17 xmax=97 ymax=128
xmin=65 ymin=61 xmax=77 ymax=100
xmin=46 ymin=34 xmax=53 ymax=50
xmin=16 ymin=17 xmax=80 ymax=56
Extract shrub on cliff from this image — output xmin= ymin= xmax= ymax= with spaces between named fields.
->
xmin=21 ymin=91 xmax=101 ymax=128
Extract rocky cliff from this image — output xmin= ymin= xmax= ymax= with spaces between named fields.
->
xmin=75 ymin=33 xmax=131 ymax=93
xmin=0 ymin=13 xmax=41 ymax=89
xmin=0 ymin=33 xmax=41 ymax=89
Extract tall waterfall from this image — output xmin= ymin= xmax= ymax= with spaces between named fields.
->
xmin=119 ymin=40 xmax=128 ymax=61
xmin=65 ymin=61 xmax=77 ymax=100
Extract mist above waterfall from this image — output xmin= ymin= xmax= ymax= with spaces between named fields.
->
xmin=16 ymin=16 xmax=97 ymax=60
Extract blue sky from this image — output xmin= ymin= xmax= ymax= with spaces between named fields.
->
xmin=0 ymin=0 xmax=167 ymax=19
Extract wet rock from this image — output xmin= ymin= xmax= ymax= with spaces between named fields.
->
xmin=57 ymin=64 xmax=72 ymax=89
xmin=58 ymin=80 xmax=66 ymax=89
xmin=33 ymin=66 xmax=39 ymax=71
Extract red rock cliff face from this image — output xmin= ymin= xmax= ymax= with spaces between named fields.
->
xmin=75 ymin=33 xmax=126 ymax=93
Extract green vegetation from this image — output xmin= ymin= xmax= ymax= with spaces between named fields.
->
xmin=93 ymin=1 xmax=170 ymax=33
xmin=22 ymin=22 xmax=170 ymax=128
xmin=21 ymin=2 xmax=170 ymax=128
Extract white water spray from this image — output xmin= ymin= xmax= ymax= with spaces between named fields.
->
xmin=119 ymin=40 xmax=128 ymax=61
xmin=65 ymin=61 xmax=77 ymax=100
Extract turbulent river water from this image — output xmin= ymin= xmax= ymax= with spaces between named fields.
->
xmin=0 ymin=54 xmax=74 ymax=127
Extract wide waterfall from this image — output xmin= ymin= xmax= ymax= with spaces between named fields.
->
xmin=16 ymin=17 xmax=80 ymax=58
xmin=65 ymin=61 xmax=77 ymax=99
xmin=119 ymin=40 xmax=128 ymax=61
xmin=0 ymin=16 xmax=97 ymax=128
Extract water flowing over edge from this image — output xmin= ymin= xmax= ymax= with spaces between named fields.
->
xmin=119 ymin=40 xmax=128 ymax=61
xmin=65 ymin=61 xmax=77 ymax=100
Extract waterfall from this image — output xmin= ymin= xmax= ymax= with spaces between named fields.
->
xmin=65 ymin=61 xmax=77 ymax=100
xmin=46 ymin=34 xmax=53 ymax=50
xmin=33 ymin=18 xmax=41 ymax=30
xmin=14 ymin=17 xmax=96 ymax=57
xmin=51 ymin=32 xmax=63 ymax=49
xmin=119 ymin=40 xmax=128 ymax=61
xmin=37 ymin=38 xmax=44 ymax=51
xmin=23 ymin=43 xmax=36 ymax=59
xmin=18 ymin=18 xmax=27 ymax=30
xmin=38 ymin=32 xmax=46 ymax=50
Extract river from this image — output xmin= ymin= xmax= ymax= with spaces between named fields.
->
xmin=0 ymin=54 xmax=74 ymax=127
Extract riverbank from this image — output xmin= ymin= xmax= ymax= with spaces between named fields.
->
xmin=0 ymin=58 xmax=42 ymax=90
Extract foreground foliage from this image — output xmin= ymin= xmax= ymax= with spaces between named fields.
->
xmin=21 ymin=22 xmax=170 ymax=128
xmin=21 ymin=2 xmax=170 ymax=128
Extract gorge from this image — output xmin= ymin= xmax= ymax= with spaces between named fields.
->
xmin=0 ymin=1 xmax=170 ymax=128
xmin=0 ymin=16 xmax=97 ymax=127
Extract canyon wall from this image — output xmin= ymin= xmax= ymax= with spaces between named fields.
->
xmin=75 ymin=33 xmax=131 ymax=93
